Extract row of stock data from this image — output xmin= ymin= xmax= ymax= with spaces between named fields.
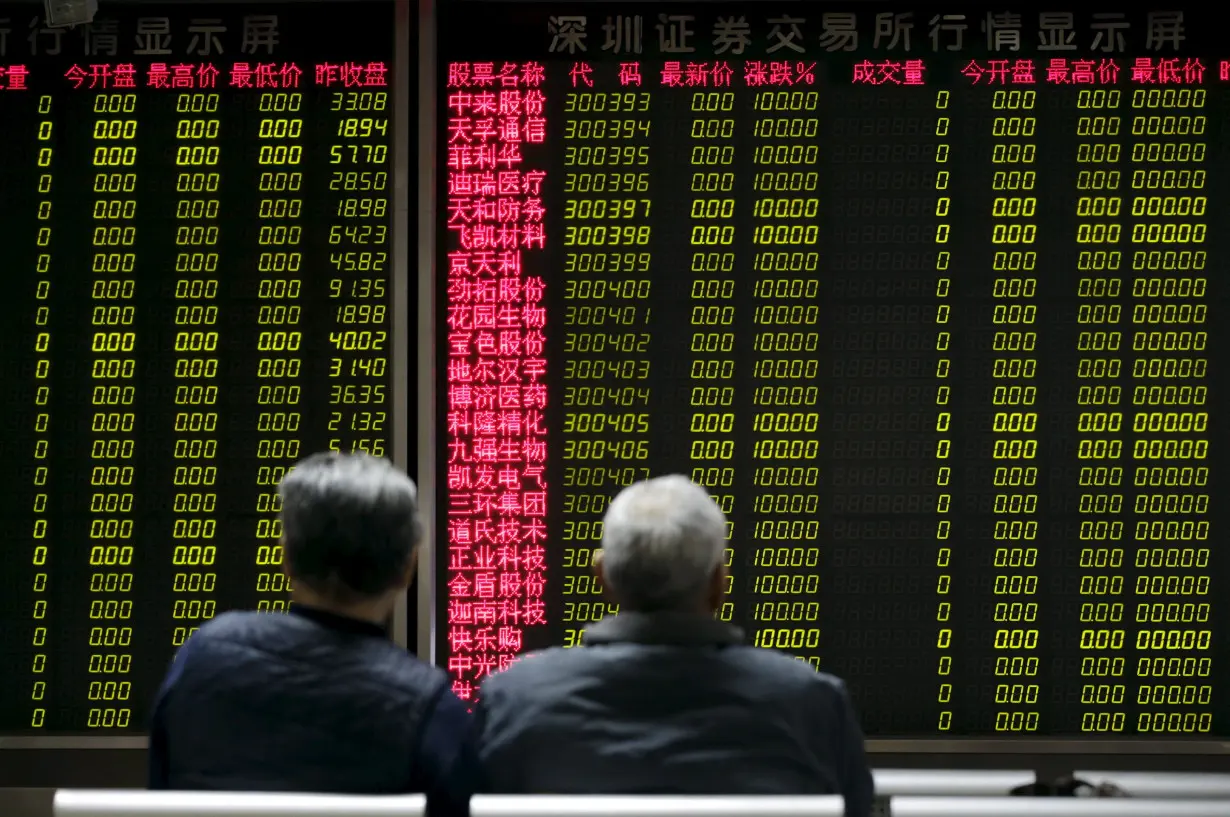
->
xmin=0 ymin=57 xmax=393 ymax=732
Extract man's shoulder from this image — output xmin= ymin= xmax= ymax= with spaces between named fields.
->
xmin=189 ymin=611 xmax=447 ymax=688
xmin=189 ymin=609 xmax=325 ymax=650
xmin=481 ymin=643 xmax=845 ymax=700
xmin=195 ymin=609 xmax=278 ymax=637
xmin=480 ymin=646 xmax=581 ymax=696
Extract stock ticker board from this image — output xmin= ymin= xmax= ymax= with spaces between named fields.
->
xmin=437 ymin=4 xmax=1230 ymax=739
xmin=0 ymin=3 xmax=397 ymax=733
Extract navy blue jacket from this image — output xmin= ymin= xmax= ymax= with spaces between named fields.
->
xmin=475 ymin=612 xmax=874 ymax=817
xmin=149 ymin=607 xmax=479 ymax=816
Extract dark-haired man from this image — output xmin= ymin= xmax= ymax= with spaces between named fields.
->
xmin=149 ymin=452 xmax=477 ymax=816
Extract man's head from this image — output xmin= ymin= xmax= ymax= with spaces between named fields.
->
xmin=279 ymin=452 xmax=422 ymax=620
xmin=595 ymin=474 xmax=728 ymax=614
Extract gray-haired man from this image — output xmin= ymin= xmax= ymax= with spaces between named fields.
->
xmin=475 ymin=474 xmax=873 ymax=817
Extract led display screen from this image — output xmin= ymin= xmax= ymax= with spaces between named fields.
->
xmin=0 ymin=1 xmax=397 ymax=733
xmin=437 ymin=3 xmax=1228 ymax=739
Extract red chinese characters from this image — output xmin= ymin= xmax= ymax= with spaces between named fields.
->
xmin=660 ymin=60 xmax=738 ymax=87
xmin=147 ymin=63 xmax=221 ymax=89
xmin=959 ymin=57 xmax=1205 ymax=86
xmin=227 ymin=62 xmax=302 ymax=88
xmin=959 ymin=59 xmax=1039 ymax=85
xmin=1044 ymin=59 xmax=1120 ymax=85
xmin=443 ymin=60 xmax=549 ymax=702
xmin=1130 ymin=57 xmax=1205 ymax=85
xmin=54 ymin=62 xmax=365 ymax=89
xmin=852 ymin=59 xmax=927 ymax=86
xmin=314 ymin=61 xmax=390 ymax=87
xmin=63 ymin=63 xmax=139 ymax=89
xmin=0 ymin=65 xmax=29 ymax=90
xmin=743 ymin=60 xmax=817 ymax=86
xmin=618 ymin=61 xmax=643 ymax=87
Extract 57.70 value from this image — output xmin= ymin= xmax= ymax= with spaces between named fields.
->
xmin=330 ymin=144 xmax=388 ymax=164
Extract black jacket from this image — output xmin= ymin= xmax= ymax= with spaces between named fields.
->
xmin=149 ymin=607 xmax=478 ymax=816
xmin=474 ymin=612 xmax=874 ymax=817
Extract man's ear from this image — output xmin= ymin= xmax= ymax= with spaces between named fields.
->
xmin=592 ymin=548 xmax=609 ymax=597
xmin=707 ymin=562 xmax=728 ymax=613
xmin=278 ymin=540 xmax=299 ymax=594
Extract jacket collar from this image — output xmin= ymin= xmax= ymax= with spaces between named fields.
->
xmin=583 ymin=611 xmax=744 ymax=647
xmin=291 ymin=604 xmax=388 ymax=639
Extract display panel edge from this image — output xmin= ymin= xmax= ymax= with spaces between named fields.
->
xmin=2 ymin=738 xmax=1225 ymax=753
xmin=866 ymin=739 xmax=1230 ymax=754
xmin=0 ymin=737 xmax=146 ymax=749
xmin=415 ymin=0 xmax=438 ymax=665
xmin=390 ymin=0 xmax=413 ymax=650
